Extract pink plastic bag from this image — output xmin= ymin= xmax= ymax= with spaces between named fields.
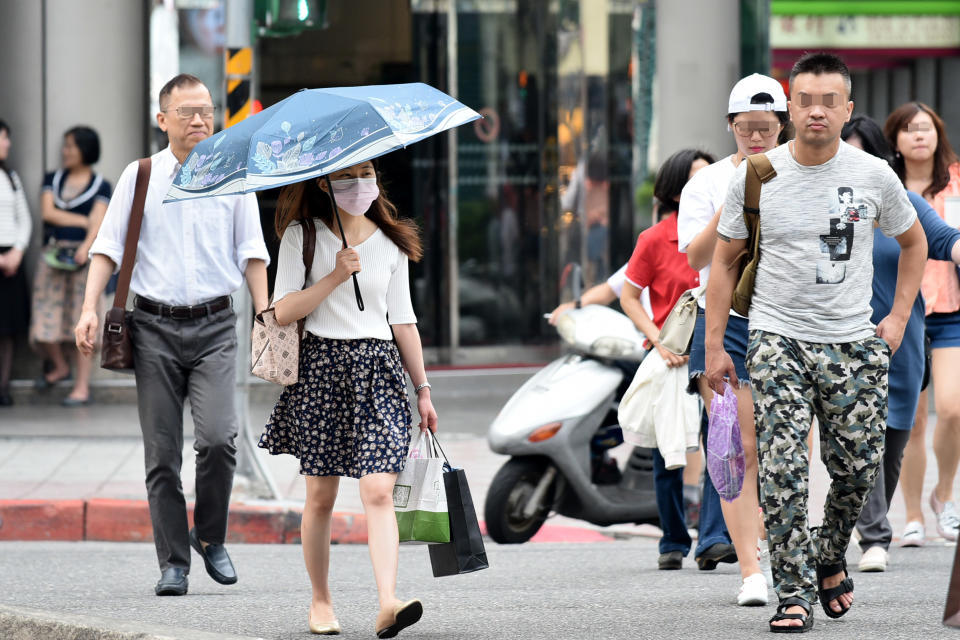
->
xmin=707 ymin=382 xmax=745 ymax=502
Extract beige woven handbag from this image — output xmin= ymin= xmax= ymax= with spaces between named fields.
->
xmin=251 ymin=217 xmax=316 ymax=385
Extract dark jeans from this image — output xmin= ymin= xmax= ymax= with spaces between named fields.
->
xmin=653 ymin=409 xmax=731 ymax=556
xmin=130 ymin=305 xmax=239 ymax=572
xmin=856 ymin=427 xmax=912 ymax=551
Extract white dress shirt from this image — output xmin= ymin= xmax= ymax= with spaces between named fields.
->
xmin=91 ymin=146 xmax=269 ymax=305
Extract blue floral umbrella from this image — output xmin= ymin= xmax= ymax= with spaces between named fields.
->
xmin=164 ymin=82 xmax=480 ymax=310
xmin=164 ymin=82 xmax=480 ymax=202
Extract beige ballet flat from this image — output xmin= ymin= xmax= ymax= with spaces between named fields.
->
xmin=375 ymin=599 xmax=423 ymax=639
xmin=309 ymin=618 xmax=341 ymax=635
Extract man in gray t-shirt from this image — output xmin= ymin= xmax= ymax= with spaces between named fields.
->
xmin=704 ymin=53 xmax=927 ymax=631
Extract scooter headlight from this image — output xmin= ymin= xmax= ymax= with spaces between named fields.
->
xmin=590 ymin=336 xmax=638 ymax=359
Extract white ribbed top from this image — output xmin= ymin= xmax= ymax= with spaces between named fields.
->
xmin=274 ymin=221 xmax=417 ymax=340
xmin=0 ymin=172 xmax=32 ymax=250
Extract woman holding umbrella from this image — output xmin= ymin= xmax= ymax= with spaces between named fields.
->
xmin=259 ymin=159 xmax=438 ymax=638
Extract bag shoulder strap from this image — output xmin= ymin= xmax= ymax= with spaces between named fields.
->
xmin=112 ymin=158 xmax=151 ymax=309
xmin=742 ymin=153 xmax=777 ymax=248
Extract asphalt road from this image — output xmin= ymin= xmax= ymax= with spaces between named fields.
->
xmin=0 ymin=539 xmax=954 ymax=639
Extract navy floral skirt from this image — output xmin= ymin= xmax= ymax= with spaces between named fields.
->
xmin=258 ymin=334 xmax=412 ymax=478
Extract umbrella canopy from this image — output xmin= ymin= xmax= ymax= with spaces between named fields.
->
xmin=164 ymin=82 xmax=480 ymax=202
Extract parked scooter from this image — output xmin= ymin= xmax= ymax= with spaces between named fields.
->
xmin=484 ymin=286 xmax=660 ymax=543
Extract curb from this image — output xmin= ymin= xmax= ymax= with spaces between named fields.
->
xmin=0 ymin=499 xmax=637 ymax=545
xmin=0 ymin=604 xmax=266 ymax=640
xmin=0 ymin=499 xmax=366 ymax=545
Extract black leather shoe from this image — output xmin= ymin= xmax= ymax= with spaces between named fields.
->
xmin=190 ymin=527 xmax=237 ymax=585
xmin=658 ymin=551 xmax=683 ymax=570
xmin=696 ymin=542 xmax=738 ymax=570
xmin=155 ymin=567 xmax=188 ymax=596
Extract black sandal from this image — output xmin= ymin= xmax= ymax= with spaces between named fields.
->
xmin=816 ymin=557 xmax=854 ymax=619
xmin=769 ymin=597 xmax=813 ymax=634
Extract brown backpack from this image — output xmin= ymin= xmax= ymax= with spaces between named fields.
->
xmin=730 ymin=153 xmax=777 ymax=316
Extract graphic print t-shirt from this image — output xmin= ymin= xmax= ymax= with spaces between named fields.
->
xmin=717 ymin=141 xmax=916 ymax=343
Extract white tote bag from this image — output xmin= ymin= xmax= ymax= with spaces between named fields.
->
xmin=393 ymin=431 xmax=450 ymax=544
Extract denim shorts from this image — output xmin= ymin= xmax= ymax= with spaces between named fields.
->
xmin=688 ymin=308 xmax=750 ymax=391
xmin=925 ymin=310 xmax=960 ymax=350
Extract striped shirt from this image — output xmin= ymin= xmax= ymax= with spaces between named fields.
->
xmin=0 ymin=171 xmax=32 ymax=250
xmin=273 ymin=221 xmax=417 ymax=340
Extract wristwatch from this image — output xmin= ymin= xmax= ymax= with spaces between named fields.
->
xmin=574 ymin=298 xmax=582 ymax=309
xmin=414 ymin=382 xmax=432 ymax=394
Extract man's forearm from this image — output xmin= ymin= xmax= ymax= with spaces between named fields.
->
xmin=244 ymin=259 xmax=269 ymax=313
xmin=82 ymin=254 xmax=116 ymax=311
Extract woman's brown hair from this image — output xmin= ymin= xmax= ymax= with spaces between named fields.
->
xmin=274 ymin=167 xmax=423 ymax=262
xmin=883 ymin=102 xmax=959 ymax=200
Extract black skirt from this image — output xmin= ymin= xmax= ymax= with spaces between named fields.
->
xmin=0 ymin=247 xmax=29 ymax=336
xmin=259 ymin=334 xmax=412 ymax=479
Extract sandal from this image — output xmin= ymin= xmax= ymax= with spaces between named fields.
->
xmin=769 ymin=597 xmax=813 ymax=634
xmin=816 ymin=557 xmax=854 ymax=619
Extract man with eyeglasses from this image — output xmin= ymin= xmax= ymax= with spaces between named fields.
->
xmin=705 ymin=52 xmax=927 ymax=632
xmin=75 ymin=74 xmax=269 ymax=597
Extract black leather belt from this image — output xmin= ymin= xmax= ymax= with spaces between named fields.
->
xmin=134 ymin=295 xmax=231 ymax=320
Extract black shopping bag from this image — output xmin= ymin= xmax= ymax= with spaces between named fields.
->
xmin=428 ymin=453 xmax=489 ymax=577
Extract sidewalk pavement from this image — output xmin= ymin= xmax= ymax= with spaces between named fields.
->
xmin=1 ymin=370 xmax=952 ymax=547
xmin=0 ymin=369 xmax=639 ymax=544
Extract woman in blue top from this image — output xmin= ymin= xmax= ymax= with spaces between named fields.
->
xmin=31 ymin=126 xmax=111 ymax=405
xmin=841 ymin=115 xmax=960 ymax=572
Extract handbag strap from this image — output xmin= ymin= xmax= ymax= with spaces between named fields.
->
xmin=111 ymin=158 xmax=152 ymax=310
xmin=295 ymin=217 xmax=318 ymax=341
xmin=741 ymin=153 xmax=776 ymax=253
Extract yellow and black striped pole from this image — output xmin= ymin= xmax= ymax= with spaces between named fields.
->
xmin=224 ymin=47 xmax=252 ymax=128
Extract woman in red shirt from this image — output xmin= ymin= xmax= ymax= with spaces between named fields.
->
xmin=620 ymin=148 xmax=714 ymax=571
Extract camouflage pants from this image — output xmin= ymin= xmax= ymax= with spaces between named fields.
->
xmin=746 ymin=330 xmax=889 ymax=604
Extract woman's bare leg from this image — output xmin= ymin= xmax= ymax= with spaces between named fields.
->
xmin=303 ymin=475 xmax=340 ymax=624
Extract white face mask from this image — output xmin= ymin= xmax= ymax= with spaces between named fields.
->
xmin=329 ymin=177 xmax=379 ymax=216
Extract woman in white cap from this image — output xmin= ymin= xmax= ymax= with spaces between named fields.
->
xmin=677 ymin=73 xmax=790 ymax=607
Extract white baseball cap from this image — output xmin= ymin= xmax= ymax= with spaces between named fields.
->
xmin=728 ymin=73 xmax=787 ymax=113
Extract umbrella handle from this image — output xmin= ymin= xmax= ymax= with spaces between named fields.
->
xmin=325 ymin=176 xmax=364 ymax=311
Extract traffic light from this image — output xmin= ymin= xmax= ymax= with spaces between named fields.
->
xmin=254 ymin=0 xmax=327 ymax=37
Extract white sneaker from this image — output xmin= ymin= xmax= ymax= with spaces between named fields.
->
xmin=900 ymin=520 xmax=925 ymax=547
xmin=758 ymin=539 xmax=774 ymax=587
xmin=930 ymin=492 xmax=960 ymax=541
xmin=737 ymin=573 xmax=769 ymax=606
xmin=858 ymin=546 xmax=888 ymax=572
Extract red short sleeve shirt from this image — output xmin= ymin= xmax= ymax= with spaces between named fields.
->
xmin=624 ymin=212 xmax=700 ymax=329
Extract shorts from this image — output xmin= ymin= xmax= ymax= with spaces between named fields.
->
xmin=925 ymin=310 xmax=960 ymax=350
xmin=688 ymin=308 xmax=750 ymax=392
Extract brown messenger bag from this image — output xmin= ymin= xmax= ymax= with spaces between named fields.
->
xmin=101 ymin=158 xmax=152 ymax=372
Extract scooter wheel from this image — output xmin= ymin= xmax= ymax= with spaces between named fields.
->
xmin=484 ymin=457 xmax=555 ymax=544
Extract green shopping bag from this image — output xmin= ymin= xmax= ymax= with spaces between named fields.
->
xmin=393 ymin=431 xmax=450 ymax=544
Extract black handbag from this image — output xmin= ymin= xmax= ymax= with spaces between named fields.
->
xmin=428 ymin=437 xmax=489 ymax=577
xmin=101 ymin=158 xmax=151 ymax=372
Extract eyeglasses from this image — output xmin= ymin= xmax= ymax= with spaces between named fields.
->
xmin=732 ymin=121 xmax=780 ymax=137
xmin=163 ymin=105 xmax=216 ymax=120
xmin=796 ymin=93 xmax=842 ymax=108
xmin=904 ymin=122 xmax=934 ymax=133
